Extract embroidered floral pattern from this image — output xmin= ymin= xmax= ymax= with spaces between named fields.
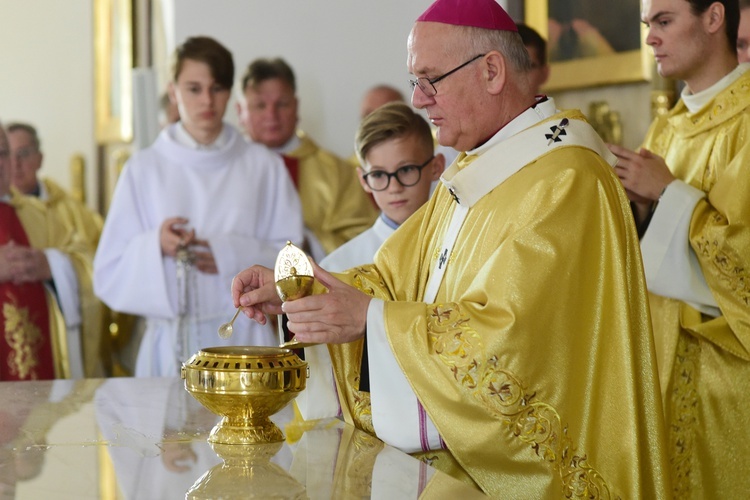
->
xmin=427 ymin=303 xmax=617 ymax=500
xmin=694 ymin=213 xmax=750 ymax=306
xmin=668 ymin=333 xmax=700 ymax=499
xmin=350 ymin=266 xmax=385 ymax=298
xmin=3 ymin=293 xmax=42 ymax=380
xmin=352 ymin=390 xmax=374 ymax=435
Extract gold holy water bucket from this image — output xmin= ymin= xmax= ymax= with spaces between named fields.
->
xmin=181 ymin=346 xmax=308 ymax=444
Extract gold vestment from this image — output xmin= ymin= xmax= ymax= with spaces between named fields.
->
xmin=39 ymin=178 xmax=108 ymax=376
xmin=40 ymin=178 xmax=103 ymax=250
xmin=287 ymin=131 xmax=377 ymax=254
xmin=327 ymin=111 xmax=671 ymax=498
xmin=640 ymin=69 xmax=750 ymax=498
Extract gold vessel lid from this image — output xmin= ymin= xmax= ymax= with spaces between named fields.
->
xmin=274 ymin=241 xmax=313 ymax=282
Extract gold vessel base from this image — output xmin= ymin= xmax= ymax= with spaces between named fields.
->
xmin=209 ymin=418 xmax=285 ymax=445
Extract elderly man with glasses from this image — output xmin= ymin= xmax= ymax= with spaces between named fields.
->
xmin=7 ymin=123 xmax=103 ymax=252
xmin=232 ymin=0 xmax=670 ymax=496
xmin=7 ymin=122 xmax=107 ymax=377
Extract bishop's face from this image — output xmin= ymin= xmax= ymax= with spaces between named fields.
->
xmin=408 ymin=22 xmax=488 ymax=152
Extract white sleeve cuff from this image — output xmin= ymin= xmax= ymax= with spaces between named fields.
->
xmin=44 ymin=248 xmax=81 ymax=327
xmin=367 ymin=299 xmax=443 ymax=453
xmin=295 ymin=344 xmax=340 ymax=420
xmin=641 ymin=180 xmax=720 ymax=315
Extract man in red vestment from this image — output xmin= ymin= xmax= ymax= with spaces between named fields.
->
xmin=0 ymin=122 xmax=76 ymax=380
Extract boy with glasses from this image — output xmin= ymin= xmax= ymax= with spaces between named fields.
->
xmin=298 ymin=103 xmax=444 ymax=421
xmin=321 ymin=102 xmax=444 ymax=273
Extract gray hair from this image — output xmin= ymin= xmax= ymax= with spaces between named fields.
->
xmin=452 ymin=26 xmax=533 ymax=73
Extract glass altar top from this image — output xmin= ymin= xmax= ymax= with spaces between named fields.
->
xmin=0 ymin=377 xmax=486 ymax=499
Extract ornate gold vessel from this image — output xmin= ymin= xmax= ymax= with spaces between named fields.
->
xmin=186 ymin=441 xmax=306 ymax=500
xmin=274 ymin=241 xmax=315 ymax=302
xmin=181 ymin=346 xmax=307 ymax=444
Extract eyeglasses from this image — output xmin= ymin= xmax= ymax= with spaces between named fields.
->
xmin=362 ymin=157 xmax=434 ymax=191
xmin=409 ymin=54 xmax=486 ymax=97
xmin=12 ymin=147 xmax=39 ymax=161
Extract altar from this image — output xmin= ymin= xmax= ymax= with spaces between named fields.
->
xmin=0 ymin=377 xmax=486 ymax=499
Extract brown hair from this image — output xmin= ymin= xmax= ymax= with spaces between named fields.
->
xmin=355 ymin=102 xmax=434 ymax=165
xmin=6 ymin=122 xmax=41 ymax=150
xmin=241 ymin=58 xmax=296 ymax=92
xmin=172 ymin=36 xmax=234 ymax=89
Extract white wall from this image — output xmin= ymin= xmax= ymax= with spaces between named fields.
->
xmin=0 ymin=0 xmax=652 ymax=209
xmin=169 ymin=0 xmax=436 ymax=158
xmin=0 ymin=0 xmax=97 ymax=208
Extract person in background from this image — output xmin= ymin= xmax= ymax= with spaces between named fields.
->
xmin=231 ymin=0 xmax=670 ymax=496
xmin=7 ymin=122 xmax=107 ymax=376
xmin=516 ymin=23 xmax=550 ymax=95
xmin=159 ymin=92 xmax=180 ymax=127
xmin=323 ymin=102 xmax=443 ymax=273
xmin=347 ymin=84 xmax=406 ymax=168
xmin=737 ymin=0 xmax=750 ymax=61
xmin=299 ymin=101 xmax=444 ymax=420
xmin=93 ymin=36 xmax=304 ymax=377
xmin=0 ymin=121 xmax=94 ymax=380
xmin=7 ymin=123 xmax=103 ymax=251
xmin=359 ymin=85 xmax=405 ymax=121
xmin=608 ymin=0 xmax=750 ymax=496
xmin=236 ymin=57 xmax=378 ymax=261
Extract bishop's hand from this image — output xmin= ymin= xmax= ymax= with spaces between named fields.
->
xmin=282 ymin=261 xmax=371 ymax=345
xmin=232 ymin=265 xmax=282 ymax=325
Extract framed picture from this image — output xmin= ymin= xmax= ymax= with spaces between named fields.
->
xmin=94 ymin=0 xmax=133 ymax=143
xmin=525 ymin=1 xmax=653 ymax=91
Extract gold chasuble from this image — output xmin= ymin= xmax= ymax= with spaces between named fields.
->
xmin=39 ymin=178 xmax=108 ymax=377
xmin=286 ymin=131 xmax=377 ymax=254
xmin=324 ymin=110 xmax=670 ymax=498
xmin=640 ymin=70 xmax=750 ymax=498
xmin=41 ymin=178 xmax=103 ymax=250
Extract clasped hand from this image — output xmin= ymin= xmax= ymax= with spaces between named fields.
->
xmin=608 ymin=144 xmax=676 ymax=202
xmin=231 ymin=261 xmax=371 ymax=345
xmin=159 ymin=217 xmax=217 ymax=274
xmin=0 ymin=241 xmax=52 ymax=284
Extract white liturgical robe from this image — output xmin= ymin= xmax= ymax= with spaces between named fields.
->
xmin=94 ymin=123 xmax=304 ymax=377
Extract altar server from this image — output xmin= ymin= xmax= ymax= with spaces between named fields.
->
xmin=94 ymin=36 xmax=303 ymax=377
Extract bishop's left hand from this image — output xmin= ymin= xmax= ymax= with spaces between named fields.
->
xmin=282 ymin=261 xmax=371 ymax=345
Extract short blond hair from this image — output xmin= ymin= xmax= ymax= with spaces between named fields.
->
xmin=355 ymin=102 xmax=434 ymax=166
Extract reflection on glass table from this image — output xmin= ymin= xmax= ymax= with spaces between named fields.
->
xmin=0 ymin=377 xmax=485 ymax=499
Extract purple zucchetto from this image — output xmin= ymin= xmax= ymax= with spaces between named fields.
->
xmin=416 ymin=0 xmax=518 ymax=32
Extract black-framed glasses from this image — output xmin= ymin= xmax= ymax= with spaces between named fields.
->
xmin=362 ymin=157 xmax=434 ymax=191
xmin=409 ymin=54 xmax=486 ymax=97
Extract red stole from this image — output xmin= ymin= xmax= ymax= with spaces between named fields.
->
xmin=0 ymin=202 xmax=55 ymax=380
xmin=281 ymin=155 xmax=300 ymax=190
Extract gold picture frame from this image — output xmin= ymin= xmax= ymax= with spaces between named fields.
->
xmin=525 ymin=1 xmax=652 ymax=91
xmin=94 ymin=0 xmax=133 ymax=143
